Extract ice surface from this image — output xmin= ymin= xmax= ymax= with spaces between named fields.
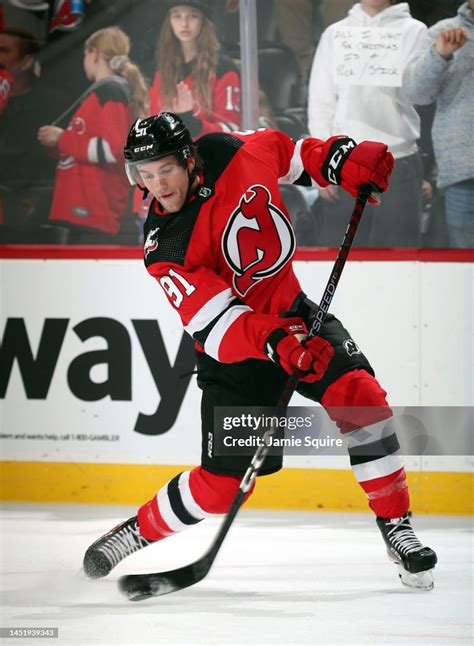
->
xmin=0 ymin=504 xmax=472 ymax=645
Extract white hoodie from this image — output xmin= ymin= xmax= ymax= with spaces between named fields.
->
xmin=308 ymin=2 xmax=427 ymax=158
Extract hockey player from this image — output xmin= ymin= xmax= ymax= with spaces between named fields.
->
xmin=83 ymin=112 xmax=437 ymax=590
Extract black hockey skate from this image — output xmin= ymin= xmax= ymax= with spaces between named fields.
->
xmin=83 ymin=516 xmax=155 ymax=579
xmin=376 ymin=513 xmax=437 ymax=590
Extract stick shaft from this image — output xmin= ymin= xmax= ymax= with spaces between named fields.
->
xmin=239 ymin=183 xmax=373 ymax=494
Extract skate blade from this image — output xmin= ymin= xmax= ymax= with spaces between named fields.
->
xmin=396 ymin=564 xmax=434 ymax=591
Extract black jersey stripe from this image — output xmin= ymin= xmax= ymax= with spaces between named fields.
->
xmin=294 ymin=169 xmax=313 ymax=187
xmin=97 ymin=138 xmax=106 ymax=165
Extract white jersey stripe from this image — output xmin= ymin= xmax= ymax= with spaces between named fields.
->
xmin=101 ymin=139 xmax=117 ymax=163
xmin=352 ymin=453 xmax=404 ymax=483
xmin=218 ymin=122 xmax=233 ymax=133
xmin=184 ymin=288 xmax=235 ymax=337
xmin=205 ymin=306 xmax=250 ymax=360
xmin=87 ymin=138 xmax=99 ymax=163
xmin=178 ymin=471 xmax=215 ymax=519
xmin=279 ymin=138 xmax=318 ymax=187
xmin=87 ymin=138 xmax=117 ymax=164
xmin=280 ymin=139 xmax=304 ymax=184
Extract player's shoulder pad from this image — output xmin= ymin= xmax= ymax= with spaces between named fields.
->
xmin=216 ymin=54 xmax=240 ymax=79
xmin=196 ymin=132 xmax=245 ymax=183
xmin=94 ymin=77 xmax=131 ymax=107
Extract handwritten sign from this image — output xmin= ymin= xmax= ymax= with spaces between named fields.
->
xmin=333 ymin=27 xmax=404 ymax=87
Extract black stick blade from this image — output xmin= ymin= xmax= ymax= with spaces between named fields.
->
xmin=118 ymin=556 xmax=212 ymax=601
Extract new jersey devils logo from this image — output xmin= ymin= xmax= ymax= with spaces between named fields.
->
xmin=222 ymin=184 xmax=296 ymax=297
xmin=343 ymin=339 xmax=361 ymax=356
xmin=69 ymin=117 xmax=86 ymax=135
xmin=144 ymin=227 xmax=159 ymax=259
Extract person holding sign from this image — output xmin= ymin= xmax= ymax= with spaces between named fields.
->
xmin=307 ymin=0 xmax=427 ymax=247
xmin=404 ymin=1 xmax=474 ymax=248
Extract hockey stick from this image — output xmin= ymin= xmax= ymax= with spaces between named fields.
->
xmin=118 ymin=182 xmax=377 ymax=601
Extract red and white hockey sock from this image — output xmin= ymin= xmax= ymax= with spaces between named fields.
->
xmin=322 ymin=369 xmax=409 ymax=518
xmin=137 ymin=467 xmax=254 ymax=541
xmin=345 ymin=422 xmax=409 ymax=518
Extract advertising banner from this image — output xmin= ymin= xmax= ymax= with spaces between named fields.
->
xmin=1 ymin=258 xmax=472 ymax=468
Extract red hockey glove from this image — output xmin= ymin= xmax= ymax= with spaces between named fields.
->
xmin=321 ymin=136 xmax=395 ymax=205
xmin=264 ymin=319 xmax=335 ymax=382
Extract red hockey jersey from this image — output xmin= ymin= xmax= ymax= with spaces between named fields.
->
xmin=149 ymin=55 xmax=241 ymax=137
xmin=143 ymin=128 xmax=333 ymax=364
xmin=48 ymin=76 xmax=133 ymax=236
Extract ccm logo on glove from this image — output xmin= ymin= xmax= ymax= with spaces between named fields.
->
xmin=321 ymin=136 xmax=395 ymax=205
xmin=323 ymin=137 xmax=356 ymax=185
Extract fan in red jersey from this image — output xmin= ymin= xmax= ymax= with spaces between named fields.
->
xmin=132 ymin=1 xmax=241 ymax=226
xmin=149 ymin=1 xmax=240 ymax=137
xmin=37 ymin=26 xmax=148 ymax=243
xmin=84 ymin=112 xmax=437 ymax=591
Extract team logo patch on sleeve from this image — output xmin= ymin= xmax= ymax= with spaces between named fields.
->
xmin=144 ymin=227 xmax=159 ymax=259
xmin=344 ymin=339 xmax=361 ymax=356
xmin=222 ymin=184 xmax=296 ymax=297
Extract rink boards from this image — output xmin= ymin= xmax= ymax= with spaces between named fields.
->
xmin=0 ymin=248 xmax=472 ymax=513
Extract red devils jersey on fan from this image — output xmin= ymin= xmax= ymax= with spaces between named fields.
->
xmin=144 ymin=128 xmax=331 ymax=364
xmin=149 ymin=55 xmax=240 ymax=137
xmin=48 ymin=77 xmax=133 ymax=236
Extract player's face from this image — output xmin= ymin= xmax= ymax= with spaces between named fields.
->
xmin=137 ymin=155 xmax=192 ymax=213
xmin=169 ymin=6 xmax=203 ymax=44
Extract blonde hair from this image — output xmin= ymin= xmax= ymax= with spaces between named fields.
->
xmin=85 ymin=26 xmax=149 ymax=118
xmin=156 ymin=12 xmax=220 ymax=113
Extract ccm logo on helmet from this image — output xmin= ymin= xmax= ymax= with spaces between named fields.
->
xmin=133 ymin=144 xmax=154 ymax=153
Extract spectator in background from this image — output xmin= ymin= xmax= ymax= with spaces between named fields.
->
xmin=0 ymin=27 xmax=59 ymax=242
xmin=404 ymin=1 xmax=474 ymax=248
xmin=132 ymin=1 xmax=241 ymax=229
xmin=150 ymin=1 xmax=241 ymax=137
xmin=37 ymin=26 xmax=148 ymax=244
xmin=308 ymin=1 xmax=427 ymax=247
xmin=274 ymin=0 xmax=322 ymax=82
xmin=2 ymin=0 xmax=50 ymax=44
